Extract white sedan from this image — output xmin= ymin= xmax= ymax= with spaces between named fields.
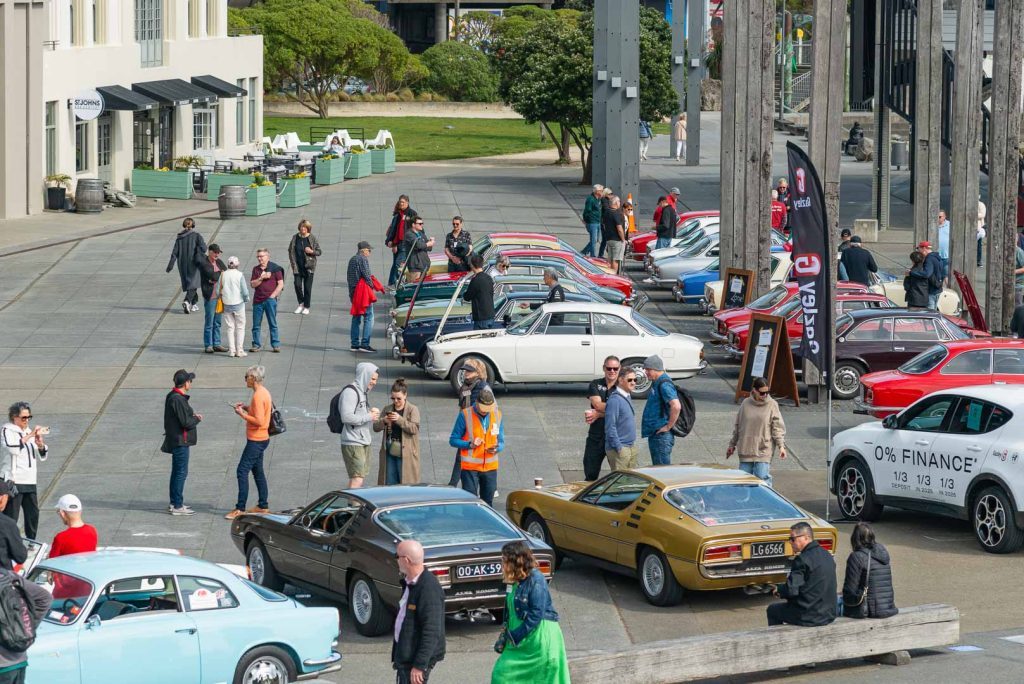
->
xmin=830 ymin=384 xmax=1024 ymax=553
xmin=423 ymin=302 xmax=706 ymax=397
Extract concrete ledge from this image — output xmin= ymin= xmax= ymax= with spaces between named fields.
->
xmin=264 ymin=101 xmax=523 ymax=119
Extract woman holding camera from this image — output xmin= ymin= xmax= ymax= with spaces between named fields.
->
xmin=1 ymin=402 xmax=48 ymax=539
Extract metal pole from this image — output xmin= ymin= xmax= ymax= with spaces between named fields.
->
xmin=825 ymin=383 xmax=832 ymax=520
xmin=778 ymin=2 xmax=785 ymax=122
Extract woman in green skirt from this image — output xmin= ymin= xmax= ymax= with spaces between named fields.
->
xmin=491 ymin=541 xmax=570 ymax=683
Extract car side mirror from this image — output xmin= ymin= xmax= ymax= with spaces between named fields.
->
xmin=882 ymin=415 xmax=898 ymax=429
xmin=86 ymin=614 xmax=101 ymax=630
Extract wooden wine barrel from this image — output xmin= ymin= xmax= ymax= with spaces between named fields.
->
xmin=218 ymin=185 xmax=247 ymax=219
xmin=75 ymin=178 xmax=105 ymax=213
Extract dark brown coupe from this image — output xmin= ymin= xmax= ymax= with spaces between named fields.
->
xmin=230 ymin=486 xmax=554 ymax=636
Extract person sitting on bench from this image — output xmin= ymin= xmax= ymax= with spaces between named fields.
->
xmin=767 ymin=522 xmax=837 ymax=627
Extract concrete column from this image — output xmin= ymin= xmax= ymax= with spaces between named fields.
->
xmin=113 ymin=110 xmax=133 ymax=190
xmin=870 ymin=0 xmax=890 ymax=232
xmin=593 ymin=0 xmax=639 ymax=203
xmin=719 ymin=0 xmax=774 ymax=292
xmin=986 ymin=0 xmax=1024 ymax=333
xmin=948 ymin=0 xmax=984 ymax=290
xmin=433 ymin=2 xmax=446 ymax=44
xmin=685 ymin=0 xmax=703 ymax=165
xmin=592 ymin=0 xmax=608 ymax=184
xmin=912 ymin=1 xmax=942 ymax=245
xmin=669 ymin=0 xmax=685 ymax=159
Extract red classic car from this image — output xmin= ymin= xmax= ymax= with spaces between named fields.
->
xmin=496 ymin=248 xmax=637 ymax=298
xmin=854 ymin=339 xmax=1024 ymax=418
xmin=626 ymin=210 xmax=720 ymax=261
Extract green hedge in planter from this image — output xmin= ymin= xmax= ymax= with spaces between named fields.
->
xmin=246 ymin=185 xmax=277 ymax=216
xmin=346 ymin=153 xmax=372 ymax=179
xmin=370 ymin=148 xmax=396 ymax=174
xmin=207 ymin=173 xmax=255 ymax=200
xmin=279 ymin=176 xmax=311 ymax=208
xmin=132 ymin=169 xmax=193 ymax=199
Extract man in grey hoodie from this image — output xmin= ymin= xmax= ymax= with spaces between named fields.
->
xmin=340 ymin=362 xmax=380 ymax=488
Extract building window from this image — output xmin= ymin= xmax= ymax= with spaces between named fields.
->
xmin=135 ymin=0 xmax=163 ymax=67
xmin=97 ymin=115 xmax=111 ymax=168
xmin=133 ymin=110 xmax=154 ymax=167
xmin=70 ymin=1 xmax=78 ymax=46
xmin=45 ymin=102 xmax=57 ymax=176
xmin=193 ymin=104 xmax=218 ymax=151
xmin=75 ymin=120 xmax=90 ymax=172
xmin=236 ymin=79 xmax=245 ymax=144
xmin=188 ymin=0 xmax=198 ymax=37
xmin=207 ymin=0 xmax=217 ymax=36
xmin=248 ymin=77 xmax=257 ymax=142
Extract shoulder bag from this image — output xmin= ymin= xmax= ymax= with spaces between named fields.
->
xmin=268 ymin=403 xmax=286 ymax=436
xmin=847 ymin=550 xmax=872 ymax=608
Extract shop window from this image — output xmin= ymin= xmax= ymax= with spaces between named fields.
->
xmin=248 ymin=77 xmax=257 ymax=142
xmin=75 ymin=120 xmax=90 ymax=173
xmin=235 ymin=80 xmax=245 ymax=144
xmin=193 ymin=105 xmax=218 ymax=151
xmin=97 ymin=115 xmax=112 ymax=168
xmin=45 ymin=102 xmax=57 ymax=176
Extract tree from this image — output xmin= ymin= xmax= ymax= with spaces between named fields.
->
xmin=637 ymin=7 xmax=678 ymax=123
xmin=421 ymin=41 xmax=499 ymax=102
xmin=455 ymin=10 xmax=500 ymax=53
xmin=366 ymin=25 xmax=411 ymax=95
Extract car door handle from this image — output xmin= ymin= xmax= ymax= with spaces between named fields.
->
xmin=175 ymin=628 xmax=197 ymax=635
xmin=610 ymin=521 xmax=619 ymax=527
xmin=894 ymin=346 xmax=905 ymax=352
xmin=581 ymin=341 xmax=591 ymax=346
xmin=967 ymin=445 xmax=983 ymax=452
xmin=914 ymin=440 xmax=929 ymax=446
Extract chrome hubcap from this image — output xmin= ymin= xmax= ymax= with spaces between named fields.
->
xmin=629 ymin=363 xmax=651 ymax=395
xmin=526 ymin=520 xmax=546 ymax=542
xmin=837 ymin=467 xmax=867 ymax=517
xmin=243 ymin=656 xmax=287 ymax=684
xmin=641 ymin=554 xmax=665 ymax=597
xmin=834 ymin=366 xmax=861 ymax=395
xmin=248 ymin=547 xmax=265 ymax=584
xmin=351 ymin=579 xmax=373 ymax=624
xmin=975 ymin=494 xmax=1006 ymax=548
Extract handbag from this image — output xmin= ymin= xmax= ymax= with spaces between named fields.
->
xmin=215 ymin=297 xmax=224 ymax=314
xmin=387 ymin=409 xmax=404 ymax=457
xmin=268 ymin=404 xmax=286 ymax=436
xmin=847 ymin=550 xmax=872 ymax=608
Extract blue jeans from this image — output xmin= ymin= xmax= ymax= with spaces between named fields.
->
xmin=169 ymin=446 xmax=189 ymax=508
xmin=927 ymin=292 xmax=940 ymax=310
xmin=203 ymin=298 xmax=222 ymax=348
xmin=655 ymin=237 xmax=671 ymax=249
xmin=386 ymin=455 xmax=402 ymax=485
xmin=351 ymin=306 xmax=374 ymax=348
xmin=235 ymin=439 xmax=270 ymax=511
xmin=739 ymin=461 xmax=773 ymax=488
xmin=251 ymin=298 xmax=280 ymax=349
xmin=582 ymin=223 xmax=601 ymax=256
xmin=388 ymin=246 xmax=408 ymax=287
xmin=473 ymin=318 xmax=494 ymax=330
xmin=648 ymin=431 xmax=675 ymax=465
xmin=461 ymin=469 xmax=498 ymax=508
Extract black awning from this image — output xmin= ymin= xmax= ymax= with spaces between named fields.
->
xmin=132 ymin=78 xmax=218 ymax=106
xmin=96 ymin=85 xmax=159 ymax=111
xmin=191 ymin=75 xmax=247 ymax=97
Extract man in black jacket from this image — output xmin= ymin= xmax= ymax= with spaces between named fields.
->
xmin=198 ymin=244 xmax=227 ymax=354
xmin=163 ymin=370 xmax=202 ymax=516
xmin=544 ymin=269 xmax=566 ymax=303
xmin=654 ymin=196 xmax=678 ymax=249
xmin=0 ymin=482 xmax=27 ymax=571
xmin=767 ymin=522 xmax=836 ymax=627
xmin=838 ymin=236 xmax=878 ymax=287
xmin=463 ymin=255 xmax=495 ymax=330
xmin=393 ymin=540 xmax=445 ymax=684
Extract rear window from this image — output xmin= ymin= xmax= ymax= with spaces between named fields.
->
xmin=665 ymin=484 xmax=804 ymax=526
xmin=376 ymin=503 xmax=521 ymax=547
xmin=243 ymin=579 xmax=288 ymax=602
xmin=631 ymin=310 xmax=668 ymax=336
xmin=898 ymin=345 xmax=948 ymax=374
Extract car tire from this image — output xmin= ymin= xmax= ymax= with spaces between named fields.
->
xmin=832 ymin=361 xmax=866 ymax=400
xmin=637 ymin=547 xmax=684 ymax=607
xmin=247 ymin=539 xmax=284 ymax=592
xmin=623 ymin=358 xmax=652 ymax=398
xmin=449 ymin=354 xmax=497 ymax=395
xmin=233 ymin=645 xmax=296 ymax=684
xmin=972 ymin=486 xmax=1024 ymax=554
xmin=834 ymin=459 xmax=883 ymax=521
xmin=522 ymin=512 xmax=564 ymax=570
xmin=348 ymin=572 xmax=394 ymax=637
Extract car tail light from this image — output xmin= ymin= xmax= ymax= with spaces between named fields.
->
xmin=429 ymin=566 xmax=451 ymax=586
xmin=537 ymin=559 xmax=553 ymax=577
xmin=816 ymin=538 xmax=834 ymax=552
xmin=704 ymin=544 xmax=742 ymax=562
xmin=864 ymin=388 xmax=873 ymax=404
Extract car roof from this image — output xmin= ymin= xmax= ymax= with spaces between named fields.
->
xmin=342 ymin=484 xmax=480 ymax=508
xmin=679 ymin=210 xmax=720 ymax=219
xmin=844 ymin=307 xmax=937 ymax=320
xmin=536 ymin=301 xmax=637 ymax=314
xmin=40 ymin=550 xmax=237 ymax=584
xmin=624 ymin=464 xmax=766 ymax=486
xmin=488 ymin=232 xmax=557 ymax=241
xmin=500 ymin=248 xmax=579 ymax=258
xmin=926 ymin=384 xmax=1024 ymax=410
xmin=836 ymin=292 xmax=889 ymax=301
xmin=505 ymin=290 xmax=588 ymax=302
xmin=941 ymin=338 xmax=1024 ymax=351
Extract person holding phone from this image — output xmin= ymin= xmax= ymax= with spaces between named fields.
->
xmin=1 ymin=402 xmax=49 ymax=539
xmin=449 ymin=388 xmax=504 ymax=507
xmin=373 ymin=379 xmax=421 ymax=485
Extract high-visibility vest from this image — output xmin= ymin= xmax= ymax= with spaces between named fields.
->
xmin=459 ymin=407 xmax=502 ymax=472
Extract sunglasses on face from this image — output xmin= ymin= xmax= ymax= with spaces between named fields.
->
xmin=604 ymin=366 xmax=620 ymax=372
xmin=624 ymin=377 xmax=637 ymax=384
xmin=788 ymin=534 xmax=807 ymax=542
xmin=17 ymin=415 xmax=31 ymax=421
xmin=414 ymin=221 xmax=424 ymax=226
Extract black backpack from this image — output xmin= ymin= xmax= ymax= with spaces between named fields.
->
xmin=327 ymin=385 xmax=356 ymax=434
xmin=655 ymin=377 xmax=696 ymax=437
xmin=0 ymin=572 xmax=37 ymax=652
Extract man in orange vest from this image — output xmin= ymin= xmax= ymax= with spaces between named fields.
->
xmin=448 ymin=388 xmax=504 ymax=507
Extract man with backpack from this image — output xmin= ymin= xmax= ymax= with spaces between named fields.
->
xmin=0 ymin=561 xmax=50 ymax=684
xmin=640 ymin=356 xmax=682 ymax=466
xmin=0 ymin=484 xmax=25 ymax=572
xmin=330 ymin=362 xmax=380 ymax=489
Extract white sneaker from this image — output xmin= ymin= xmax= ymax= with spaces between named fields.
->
xmin=229 ymin=351 xmax=237 ymax=357
xmin=191 ymin=304 xmax=200 ymax=312
xmin=294 ymin=306 xmax=304 ymax=314
xmin=301 ymin=308 xmax=310 ymax=315
xmin=238 ymin=351 xmax=248 ymax=357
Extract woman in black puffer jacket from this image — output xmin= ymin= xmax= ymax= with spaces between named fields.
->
xmin=842 ymin=522 xmax=898 ymax=619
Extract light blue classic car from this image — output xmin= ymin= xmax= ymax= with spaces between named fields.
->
xmin=25 ymin=551 xmax=341 ymax=684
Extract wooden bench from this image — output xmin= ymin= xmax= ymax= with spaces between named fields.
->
xmin=568 ymin=603 xmax=959 ymax=684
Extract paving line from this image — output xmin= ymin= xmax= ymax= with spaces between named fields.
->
xmin=0 ymin=241 xmax=79 ymax=313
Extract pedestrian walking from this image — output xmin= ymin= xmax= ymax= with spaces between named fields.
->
xmin=348 ymin=241 xmax=383 ymax=353
xmin=249 ymin=249 xmax=284 ymax=353
xmin=0 ymin=552 xmax=51 ymax=684
xmin=402 ymin=217 xmax=434 ymax=283
xmin=386 ymin=195 xmax=417 ymax=288
xmin=841 ymin=523 xmax=897 ymax=619
xmin=162 ymin=370 xmax=201 ymax=516
xmin=837 ymin=228 xmax=852 ymax=280
xmin=770 ymin=190 xmax=787 ymax=231
xmin=225 ymin=365 xmax=273 ymax=520
xmin=581 ymin=185 xmax=604 ymax=256
xmin=654 ymin=196 xmax=678 ymax=249
xmin=641 ymin=356 xmax=681 ymax=467
xmin=392 ymin=539 xmax=446 ymax=684
xmin=374 ymin=378 xmax=421 ymax=486
xmin=838 ymin=236 xmax=878 ymax=287
xmin=604 ymin=367 xmax=638 ymax=470
xmin=165 ymin=217 xmax=207 ymax=314
xmin=49 ymin=494 xmax=97 ymax=558
xmin=597 ymin=188 xmax=613 ymax=257
xmin=775 ymin=178 xmax=792 ymax=230
xmin=639 ymin=120 xmax=653 ymax=161
xmin=543 ymin=269 xmax=565 ymax=303
xmin=0 ymin=403 xmax=48 ymax=539
xmin=601 ymin=195 xmax=626 ymax=273
xmin=767 ymin=522 xmax=837 ymax=627
xmin=288 ymin=219 xmax=322 ymax=315
xmin=444 ymin=216 xmax=472 ymax=273
xmin=450 ymin=387 xmax=504 ymax=507
xmin=726 ymin=377 xmax=786 ymax=487
xmin=977 ymin=196 xmax=987 ymax=268
xmin=491 ymin=541 xmax=570 ymax=684
xmin=218 ymin=256 xmax=250 ymax=357
xmin=917 ymin=241 xmax=945 ymax=310
xmin=198 ymin=243 xmax=227 ymax=354
xmin=340 ymin=362 xmax=381 ymax=489
xmin=464 ymin=255 xmax=496 ymax=330
xmin=904 ymin=251 xmax=930 ymax=309
xmin=674 ymin=114 xmax=687 ymax=161
xmin=583 ymin=356 xmax=620 ymax=480
xmin=936 ymin=210 xmax=951 ymax=283
xmin=448 ymin=359 xmax=492 ymax=487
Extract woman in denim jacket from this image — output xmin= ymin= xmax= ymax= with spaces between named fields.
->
xmin=491 ymin=541 xmax=569 ymax=683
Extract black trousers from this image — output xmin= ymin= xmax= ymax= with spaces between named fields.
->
xmin=4 ymin=485 xmax=39 ymax=540
xmin=184 ymin=288 xmax=199 ymax=306
xmin=583 ymin=431 xmax=607 ymax=481
xmin=294 ymin=270 xmax=314 ymax=308
xmin=447 ymin=450 xmax=462 ymax=487
xmin=395 ymin=665 xmax=432 ymax=683
xmin=766 ymin=601 xmax=802 ymax=626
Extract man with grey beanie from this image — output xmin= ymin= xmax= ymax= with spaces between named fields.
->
xmin=641 ymin=355 xmax=681 ymax=465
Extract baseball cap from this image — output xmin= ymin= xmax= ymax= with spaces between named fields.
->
xmin=357 ymin=241 xmax=373 ymax=251
xmin=917 ymin=241 xmax=932 ymax=249
xmin=850 ymin=236 xmax=863 ymax=243
xmin=55 ymin=494 xmax=82 ymax=512
xmin=840 ymin=228 xmax=852 ymax=237
xmin=208 ymin=243 xmax=222 ymax=254
xmin=476 ymin=387 xmax=496 ymax=412
xmin=173 ymin=369 xmax=196 ymax=387
xmin=669 ymin=187 xmax=681 ymax=194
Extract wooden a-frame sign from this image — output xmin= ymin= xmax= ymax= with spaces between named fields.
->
xmin=734 ymin=313 xmax=800 ymax=406
xmin=721 ymin=267 xmax=756 ymax=311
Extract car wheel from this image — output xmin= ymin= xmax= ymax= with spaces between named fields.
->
xmin=623 ymin=358 xmax=652 ymax=398
xmin=637 ymin=547 xmax=684 ymax=607
xmin=449 ymin=354 xmax=497 ymax=395
xmin=247 ymin=540 xmax=284 ymax=592
xmin=834 ymin=459 xmax=883 ymax=521
xmin=973 ymin=486 xmax=1024 ymax=554
xmin=522 ymin=512 xmax=563 ymax=570
xmin=348 ymin=572 xmax=394 ymax=637
xmin=233 ymin=645 xmax=296 ymax=684
xmin=832 ymin=361 xmax=865 ymax=400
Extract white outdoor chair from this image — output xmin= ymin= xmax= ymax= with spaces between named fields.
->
xmin=365 ymin=129 xmax=395 ymax=149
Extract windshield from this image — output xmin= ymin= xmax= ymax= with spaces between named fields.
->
xmin=508 ymin=307 xmax=545 ymax=335
xmin=244 ymin=579 xmax=288 ymax=602
xmin=749 ymin=286 xmax=789 ymax=311
xmin=774 ymin=298 xmax=802 ymax=319
xmin=631 ymin=310 xmax=668 ymax=336
xmin=705 ymin=259 xmax=720 ymax=272
xmin=675 ymin=217 xmax=701 ymax=237
xmin=666 ymin=484 xmax=804 ymax=526
xmin=29 ymin=567 xmax=94 ymax=624
xmin=899 ymin=345 xmax=949 ymax=373
xmin=376 ymin=503 xmax=521 ymax=547
xmin=471 ymin=235 xmax=492 ymax=255
xmin=571 ymin=255 xmax=602 ymax=274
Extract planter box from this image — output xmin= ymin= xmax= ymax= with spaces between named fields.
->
xmin=345 ymin=153 xmax=372 ymax=179
xmin=297 ymin=144 xmax=324 ymax=153
xmin=207 ymin=173 xmax=254 ymax=200
xmin=246 ymin=185 xmax=277 ymax=216
xmin=279 ymin=176 xmax=311 ymax=208
xmin=314 ymin=157 xmax=345 ymax=185
xmin=370 ymin=147 xmax=396 ymax=174
xmin=131 ymin=169 xmax=193 ymax=199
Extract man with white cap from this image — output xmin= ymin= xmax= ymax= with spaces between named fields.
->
xmin=641 ymin=355 xmax=681 ymax=466
xmin=667 ymin=187 xmax=681 ymax=211
xmin=49 ymin=494 xmax=97 ymax=559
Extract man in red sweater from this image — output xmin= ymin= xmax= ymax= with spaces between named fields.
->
xmin=770 ymin=190 xmax=787 ymax=230
xmin=50 ymin=494 xmax=97 ymax=558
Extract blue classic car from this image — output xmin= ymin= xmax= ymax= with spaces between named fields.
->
xmin=25 ymin=551 xmax=341 ymax=684
xmin=671 ymin=246 xmax=787 ymax=306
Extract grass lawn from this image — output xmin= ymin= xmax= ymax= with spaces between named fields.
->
xmin=263 ymin=116 xmax=558 ymax=162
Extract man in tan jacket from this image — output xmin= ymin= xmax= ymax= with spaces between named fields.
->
xmin=726 ymin=377 xmax=786 ymax=488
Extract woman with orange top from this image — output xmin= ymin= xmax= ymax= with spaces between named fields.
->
xmin=225 ymin=365 xmax=272 ymax=520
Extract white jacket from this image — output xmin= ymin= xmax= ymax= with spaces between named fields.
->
xmin=1 ymin=423 xmax=47 ymax=485
xmin=218 ymin=268 xmax=250 ymax=306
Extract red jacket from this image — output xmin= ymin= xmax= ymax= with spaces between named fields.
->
xmin=350 ymin=276 xmax=385 ymax=315
xmin=770 ymin=201 xmax=787 ymax=229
